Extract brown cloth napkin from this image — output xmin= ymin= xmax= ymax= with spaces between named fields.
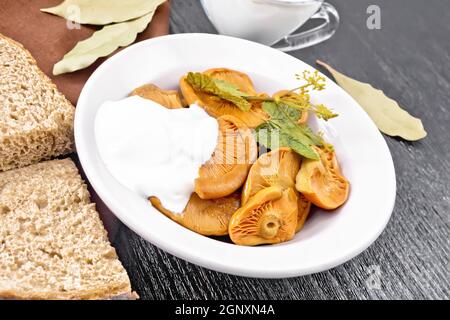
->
xmin=0 ymin=0 xmax=170 ymax=105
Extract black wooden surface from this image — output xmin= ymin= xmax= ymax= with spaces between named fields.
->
xmin=113 ymin=0 xmax=450 ymax=299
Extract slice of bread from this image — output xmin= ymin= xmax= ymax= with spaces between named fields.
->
xmin=0 ymin=34 xmax=75 ymax=172
xmin=0 ymin=158 xmax=134 ymax=299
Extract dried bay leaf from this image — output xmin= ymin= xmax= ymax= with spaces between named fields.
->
xmin=316 ymin=60 xmax=427 ymax=141
xmin=53 ymin=13 xmax=153 ymax=75
xmin=41 ymin=0 xmax=165 ymax=25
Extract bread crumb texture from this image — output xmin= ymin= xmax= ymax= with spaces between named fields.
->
xmin=0 ymin=159 xmax=132 ymax=299
xmin=0 ymin=34 xmax=75 ymax=172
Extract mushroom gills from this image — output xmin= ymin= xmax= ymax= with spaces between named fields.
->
xmin=295 ymin=147 xmax=350 ymax=210
xmin=195 ymin=115 xmax=257 ymax=200
xmin=229 ymin=186 xmax=298 ymax=246
xmin=241 ymin=147 xmax=301 ymax=205
xmin=150 ymin=192 xmax=240 ymax=236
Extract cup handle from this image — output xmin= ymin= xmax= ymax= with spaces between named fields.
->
xmin=272 ymin=2 xmax=340 ymax=52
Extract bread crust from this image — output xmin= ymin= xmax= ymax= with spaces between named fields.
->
xmin=0 ymin=287 xmax=138 ymax=300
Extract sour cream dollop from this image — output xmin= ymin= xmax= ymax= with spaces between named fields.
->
xmin=95 ymin=96 xmax=219 ymax=213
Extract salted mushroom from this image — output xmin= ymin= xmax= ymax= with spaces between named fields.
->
xmin=130 ymin=83 xmax=184 ymax=108
xmin=195 ymin=115 xmax=257 ymax=200
xmin=241 ymin=148 xmax=301 ymax=205
xmin=150 ymin=192 xmax=240 ymax=236
xmin=296 ymin=193 xmax=312 ymax=233
xmin=229 ymin=186 xmax=298 ymax=246
xmin=179 ymin=68 xmax=268 ymax=128
xmin=295 ymin=147 xmax=350 ymax=210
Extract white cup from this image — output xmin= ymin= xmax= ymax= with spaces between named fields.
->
xmin=200 ymin=0 xmax=340 ymax=51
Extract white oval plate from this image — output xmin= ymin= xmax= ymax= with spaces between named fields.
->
xmin=75 ymin=33 xmax=396 ymax=278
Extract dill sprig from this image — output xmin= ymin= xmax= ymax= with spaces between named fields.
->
xmin=186 ymin=69 xmax=338 ymax=159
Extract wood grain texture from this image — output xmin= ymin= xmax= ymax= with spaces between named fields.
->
xmin=113 ymin=0 xmax=450 ymax=300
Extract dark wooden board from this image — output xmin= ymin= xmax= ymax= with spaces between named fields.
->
xmin=113 ymin=0 xmax=450 ymax=299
